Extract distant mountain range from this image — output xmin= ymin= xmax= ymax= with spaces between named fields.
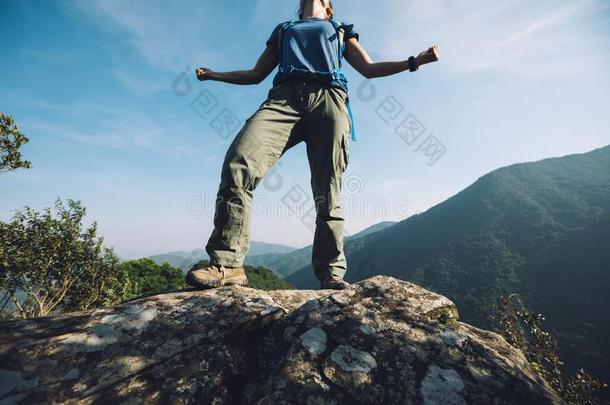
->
xmin=148 ymin=241 xmax=297 ymax=272
xmin=149 ymin=222 xmax=397 ymax=274
xmin=244 ymin=221 xmax=397 ymax=278
xmin=282 ymin=145 xmax=610 ymax=383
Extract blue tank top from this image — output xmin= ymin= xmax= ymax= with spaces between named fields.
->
xmin=266 ymin=18 xmax=359 ymax=93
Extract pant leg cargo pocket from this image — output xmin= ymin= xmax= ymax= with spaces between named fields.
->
xmin=341 ymin=131 xmax=350 ymax=171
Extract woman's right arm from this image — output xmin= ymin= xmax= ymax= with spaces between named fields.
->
xmin=196 ymin=44 xmax=279 ymax=85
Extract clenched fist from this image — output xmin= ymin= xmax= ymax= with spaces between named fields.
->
xmin=196 ymin=67 xmax=214 ymax=81
xmin=415 ymin=45 xmax=440 ymax=67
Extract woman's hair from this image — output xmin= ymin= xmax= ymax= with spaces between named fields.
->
xmin=298 ymin=0 xmax=334 ymax=20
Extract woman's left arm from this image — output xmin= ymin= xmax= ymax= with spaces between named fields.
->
xmin=344 ymin=38 xmax=440 ymax=79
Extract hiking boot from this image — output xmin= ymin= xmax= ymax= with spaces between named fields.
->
xmin=320 ymin=274 xmax=350 ymax=290
xmin=185 ymin=264 xmax=248 ymax=289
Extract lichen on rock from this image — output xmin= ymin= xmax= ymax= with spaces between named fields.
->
xmin=420 ymin=364 xmax=466 ymax=405
xmin=0 ymin=276 xmax=564 ymax=404
xmin=300 ymin=327 xmax=328 ymax=356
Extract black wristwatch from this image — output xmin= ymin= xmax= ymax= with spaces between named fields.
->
xmin=408 ymin=56 xmax=419 ymax=72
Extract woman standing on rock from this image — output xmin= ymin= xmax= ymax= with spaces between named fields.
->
xmin=186 ymin=0 xmax=440 ymax=290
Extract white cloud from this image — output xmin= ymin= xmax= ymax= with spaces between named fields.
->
xmin=497 ymin=2 xmax=585 ymax=48
xmin=64 ymin=0 xmax=228 ymax=72
xmin=19 ymin=98 xmax=209 ymax=158
xmin=347 ymin=0 xmax=610 ymax=77
xmin=112 ymin=68 xmax=168 ymax=96
xmin=66 ymin=0 xmax=610 ymax=78
xmin=16 ymin=99 xmax=117 ymax=116
xmin=25 ymin=115 xmax=199 ymax=158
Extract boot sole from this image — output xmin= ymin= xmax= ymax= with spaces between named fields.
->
xmin=186 ymin=273 xmax=248 ymax=289
xmin=320 ymin=280 xmax=350 ymax=290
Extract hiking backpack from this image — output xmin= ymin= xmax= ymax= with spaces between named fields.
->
xmin=274 ymin=19 xmax=357 ymax=141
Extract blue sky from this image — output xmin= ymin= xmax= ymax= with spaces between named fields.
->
xmin=2 ymin=0 xmax=609 ymax=258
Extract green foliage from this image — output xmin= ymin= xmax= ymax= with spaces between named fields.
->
xmin=0 ymin=195 xmax=290 ymax=321
xmin=562 ymin=370 xmax=608 ymax=405
xmin=118 ymin=258 xmax=186 ymax=296
xmin=0 ymin=112 xmax=32 ymax=173
xmin=0 ymin=199 xmax=123 ymax=319
xmin=190 ymin=260 xmax=293 ymax=291
xmin=244 ymin=265 xmax=294 ymax=291
xmin=493 ymin=295 xmax=607 ymax=404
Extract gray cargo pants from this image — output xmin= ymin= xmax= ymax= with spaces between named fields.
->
xmin=205 ymin=79 xmax=351 ymax=281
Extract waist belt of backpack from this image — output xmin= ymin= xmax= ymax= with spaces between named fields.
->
xmin=278 ymin=65 xmax=357 ymax=142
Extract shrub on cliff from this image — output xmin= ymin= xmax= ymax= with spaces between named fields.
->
xmin=118 ymin=258 xmax=186 ymax=296
xmin=0 ymin=199 xmax=127 ymax=319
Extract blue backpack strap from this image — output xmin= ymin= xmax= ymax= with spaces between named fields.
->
xmin=346 ymin=98 xmax=356 ymax=141
xmin=328 ymin=19 xmax=346 ymax=66
xmin=277 ymin=20 xmax=295 ymax=65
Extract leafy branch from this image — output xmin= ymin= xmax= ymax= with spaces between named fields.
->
xmin=0 ymin=112 xmax=32 ymax=173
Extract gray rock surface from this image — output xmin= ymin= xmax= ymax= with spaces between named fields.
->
xmin=0 ymin=276 xmax=563 ymax=404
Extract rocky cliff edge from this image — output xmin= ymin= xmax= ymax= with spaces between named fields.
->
xmin=0 ymin=276 xmax=563 ymax=404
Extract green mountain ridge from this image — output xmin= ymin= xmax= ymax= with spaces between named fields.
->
xmin=286 ymin=145 xmax=610 ymax=383
xmin=148 ymin=241 xmax=298 ymax=272
xmin=244 ymin=221 xmax=397 ymax=278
